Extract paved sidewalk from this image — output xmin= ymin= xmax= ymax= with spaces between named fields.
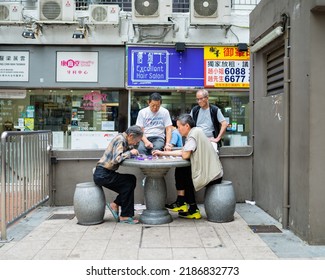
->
xmin=1 ymin=203 xmax=325 ymax=260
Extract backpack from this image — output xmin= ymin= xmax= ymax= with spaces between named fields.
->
xmin=191 ymin=104 xmax=222 ymax=147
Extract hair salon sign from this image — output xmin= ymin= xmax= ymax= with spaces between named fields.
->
xmin=56 ymin=51 xmax=98 ymax=82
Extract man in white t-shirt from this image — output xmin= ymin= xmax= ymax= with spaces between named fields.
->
xmin=136 ymin=92 xmax=173 ymax=155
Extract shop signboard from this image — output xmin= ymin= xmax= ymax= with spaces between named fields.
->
xmin=56 ymin=51 xmax=98 ymax=82
xmin=127 ymin=46 xmax=204 ymax=88
xmin=204 ymin=46 xmax=250 ymax=88
xmin=0 ymin=51 xmax=29 ymax=82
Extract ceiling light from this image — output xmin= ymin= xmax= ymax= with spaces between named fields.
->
xmin=22 ymin=28 xmax=35 ymax=39
xmin=72 ymin=29 xmax=86 ymax=39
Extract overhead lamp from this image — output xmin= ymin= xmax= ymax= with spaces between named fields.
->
xmin=22 ymin=28 xmax=36 ymax=39
xmin=237 ymin=43 xmax=248 ymax=52
xmin=73 ymin=16 xmax=88 ymax=39
xmin=72 ymin=28 xmax=86 ymax=39
xmin=250 ymin=26 xmax=283 ymax=53
xmin=175 ymin=42 xmax=186 ymax=53
xmin=22 ymin=22 xmax=42 ymax=39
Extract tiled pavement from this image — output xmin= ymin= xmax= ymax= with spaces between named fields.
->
xmin=1 ymin=203 xmax=325 ymax=260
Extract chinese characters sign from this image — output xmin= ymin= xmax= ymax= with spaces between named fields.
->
xmin=56 ymin=52 xmax=98 ymax=82
xmin=127 ymin=46 xmax=204 ymax=88
xmin=0 ymin=51 xmax=29 ymax=82
xmin=204 ymin=46 xmax=250 ymax=88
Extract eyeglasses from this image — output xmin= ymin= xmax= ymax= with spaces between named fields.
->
xmin=196 ymin=96 xmax=207 ymax=102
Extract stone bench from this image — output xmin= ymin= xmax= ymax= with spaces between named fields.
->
xmin=204 ymin=180 xmax=236 ymax=223
xmin=73 ymin=182 xmax=106 ymax=225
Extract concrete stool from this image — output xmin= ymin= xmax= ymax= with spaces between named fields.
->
xmin=204 ymin=180 xmax=236 ymax=223
xmin=73 ymin=182 xmax=106 ymax=225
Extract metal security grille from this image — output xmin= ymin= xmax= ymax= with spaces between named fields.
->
xmin=266 ymin=45 xmax=285 ymax=96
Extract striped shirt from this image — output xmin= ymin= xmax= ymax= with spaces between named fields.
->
xmin=97 ymin=132 xmax=132 ymax=171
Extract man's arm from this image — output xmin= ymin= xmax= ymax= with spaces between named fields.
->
xmin=164 ymin=125 xmax=173 ymax=150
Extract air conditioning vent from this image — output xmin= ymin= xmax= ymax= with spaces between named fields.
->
xmin=190 ymin=0 xmax=231 ymax=25
xmin=39 ymin=0 xmax=75 ymax=21
xmin=89 ymin=4 xmax=120 ymax=24
xmin=0 ymin=3 xmax=22 ymax=21
xmin=132 ymin=0 xmax=172 ymax=24
xmin=194 ymin=0 xmax=218 ymax=17
xmin=134 ymin=0 xmax=159 ymax=17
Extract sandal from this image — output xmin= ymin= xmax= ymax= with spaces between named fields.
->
xmin=107 ymin=203 xmax=119 ymax=222
xmin=119 ymin=217 xmax=140 ymax=224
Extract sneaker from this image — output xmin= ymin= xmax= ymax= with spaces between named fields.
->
xmin=165 ymin=201 xmax=188 ymax=212
xmin=178 ymin=209 xmax=202 ymax=219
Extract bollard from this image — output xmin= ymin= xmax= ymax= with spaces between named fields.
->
xmin=73 ymin=182 xmax=106 ymax=225
xmin=204 ymin=180 xmax=236 ymax=223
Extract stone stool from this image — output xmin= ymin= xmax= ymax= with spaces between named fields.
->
xmin=204 ymin=180 xmax=236 ymax=223
xmin=73 ymin=182 xmax=106 ymax=225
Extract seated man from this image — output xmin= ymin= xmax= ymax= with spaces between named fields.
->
xmin=152 ymin=114 xmax=223 ymax=219
xmin=135 ymin=92 xmax=173 ymax=155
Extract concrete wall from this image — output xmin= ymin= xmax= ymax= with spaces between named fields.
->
xmin=250 ymin=0 xmax=325 ymax=244
xmin=51 ymin=148 xmax=252 ymax=206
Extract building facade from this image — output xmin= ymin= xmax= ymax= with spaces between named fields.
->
xmin=1 ymin=1 xmax=258 ymax=214
xmin=250 ymin=0 xmax=325 ymax=244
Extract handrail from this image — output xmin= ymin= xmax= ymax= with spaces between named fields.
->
xmin=1 ymin=130 xmax=52 ymax=242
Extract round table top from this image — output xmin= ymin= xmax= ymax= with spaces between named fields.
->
xmin=121 ymin=156 xmax=190 ymax=169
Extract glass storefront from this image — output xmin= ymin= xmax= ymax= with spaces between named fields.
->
xmin=0 ymin=89 xmax=249 ymax=148
xmin=0 ymin=89 xmax=128 ymax=149
xmin=130 ymin=90 xmax=250 ymax=147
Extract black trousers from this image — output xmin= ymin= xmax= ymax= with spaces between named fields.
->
xmin=93 ymin=166 xmax=136 ymax=217
xmin=175 ymin=166 xmax=196 ymax=205
xmin=175 ymin=166 xmax=223 ymax=205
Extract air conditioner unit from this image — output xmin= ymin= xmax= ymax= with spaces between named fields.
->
xmin=39 ymin=0 xmax=75 ymax=21
xmin=190 ymin=0 xmax=231 ymax=25
xmin=89 ymin=4 xmax=120 ymax=25
xmin=0 ymin=3 xmax=22 ymax=21
xmin=132 ymin=0 xmax=172 ymax=24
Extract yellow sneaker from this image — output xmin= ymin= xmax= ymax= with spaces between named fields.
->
xmin=165 ymin=202 xmax=188 ymax=212
xmin=178 ymin=209 xmax=202 ymax=219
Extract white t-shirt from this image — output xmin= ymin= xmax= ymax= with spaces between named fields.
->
xmin=136 ymin=106 xmax=172 ymax=139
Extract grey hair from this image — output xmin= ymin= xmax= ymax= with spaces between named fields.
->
xmin=196 ymin=89 xmax=209 ymax=98
xmin=177 ymin=114 xmax=195 ymax=128
xmin=126 ymin=125 xmax=143 ymax=138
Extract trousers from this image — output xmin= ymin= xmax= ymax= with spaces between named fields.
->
xmin=93 ymin=165 xmax=136 ymax=217
xmin=175 ymin=166 xmax=196 ymax=205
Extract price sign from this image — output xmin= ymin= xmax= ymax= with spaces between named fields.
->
xmin=204 ymin=46 xmax=250 ymax=88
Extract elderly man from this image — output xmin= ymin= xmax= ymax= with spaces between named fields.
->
xmin=190 ymin=89 xmax=228 ymax=150
xmin=136 ymin=92 xmax=173 ymax=155
xmin=152 ymin=114 xmax=223 ymax=219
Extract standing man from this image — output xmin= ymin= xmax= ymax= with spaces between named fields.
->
xmin=136 ymin=92 xmax=173 ymax=155
xmin=190 ymin=89 xmax=228 ymax=150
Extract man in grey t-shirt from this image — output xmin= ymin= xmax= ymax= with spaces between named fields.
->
xmin=190 ymin=89 xmax=228 ymax=150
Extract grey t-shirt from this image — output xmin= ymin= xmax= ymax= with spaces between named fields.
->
xmin=190 ymin=107 xmax=226 ymax=138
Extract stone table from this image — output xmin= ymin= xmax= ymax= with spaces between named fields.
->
xmin=121 ymin=156 xmax=190 ymax=225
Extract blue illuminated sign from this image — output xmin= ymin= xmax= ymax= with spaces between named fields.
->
xmin=127 ymin=46 xmax=204 ymax=88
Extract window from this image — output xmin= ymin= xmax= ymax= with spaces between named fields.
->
xmin=0 ymin=89 xmax=127 ymax=149
xmin=130 ymin=90 xmax=250 ymax=147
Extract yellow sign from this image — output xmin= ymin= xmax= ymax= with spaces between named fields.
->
xmin=204 ymin=46 xmax=250 ymax=60
xmin=204 ymin=46 xmax=250 ymax=88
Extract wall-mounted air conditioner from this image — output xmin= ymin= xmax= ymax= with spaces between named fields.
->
xmin=39 ymin=0 xmax=75 ymax=21
xmin=89 ymin=4 xmax=120 ymax=25
xmin=190 ymin=0 xmax=231 ymax=25
xmin=0 ymin=3 xmax=22 ymax=21
xmin=132 ymin=0 xmax=172 ymax=24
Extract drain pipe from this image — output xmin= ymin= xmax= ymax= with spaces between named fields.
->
xmin=282 ymin=14 xmax=291 ymax=229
